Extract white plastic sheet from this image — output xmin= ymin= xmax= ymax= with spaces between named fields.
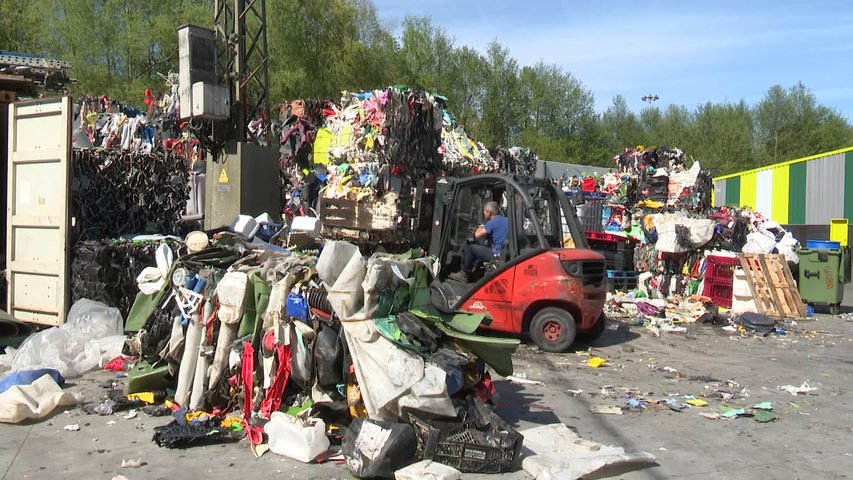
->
xmin=395 ymin=460 xmax=462 ymax=480
xmin=521 ymin=423 xmax=656 ymax=480
xmin=10 ymin=299 xmax=124 ymax=377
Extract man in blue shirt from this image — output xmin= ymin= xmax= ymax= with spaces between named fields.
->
xmin=450 ymin=201 xmax=509 ymax=283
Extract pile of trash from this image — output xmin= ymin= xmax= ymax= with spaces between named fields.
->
xmin=562 ymin=145 xmax=805 ymax=327
xmin=275 ymin=87 xmax=537 ymax=245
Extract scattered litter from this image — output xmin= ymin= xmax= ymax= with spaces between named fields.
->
xmin=700 ymin=412 xmax=720 ymax=420
xmin=112 ymin=476 xmax=130 ymax=480
xmin=123 ymin=410 xmax=139 ymax=420
xmin=754 ymin=411 xmax=777 ymax=423
xmin=778 ymin=382 xmax=817 ymax=396
xmin=520 ymin=423 xmax=656 ymax=479
xmin=64 ymin=424 xmax=80 ymax=431
xmin=565 ymin=389 xmax=583 ymax=397
xmin=751 ymin=402 xmax=773 ymax=410
xmin=107 ymin=420 xmax=117 ymax=426
xmin=505 ymin=376 xmax=545 ymax=386
xmin=686 ymin=399 xmax=708 ymax=407
xmin=590 ymin=404 xmax=623 ymax=415
xmin=722 ymin=325 xmax=737 ymax=333
xmin=662 ymin=366 xmax=678 ymax=373
xmin=121 ymin=458 xmax=145 ymax=468
xmin=663 ymin=399 xmax=688 ymax=411
xmin=587 ymin=357 xmax=607 ymax=368
xmin=720 ymin=408 xmax=746 ymax=419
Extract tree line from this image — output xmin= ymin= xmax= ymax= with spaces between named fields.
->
xmin=3 ymin=0 xmax=852 ymax=176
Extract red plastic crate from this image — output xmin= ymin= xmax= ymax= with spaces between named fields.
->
xmin=704 ymin=255 xmax=740 ymax=285
xmin=584 ymin=231 xmax=635 ymax=244
xmin=703 ymin=282 xmax=733 ymax=308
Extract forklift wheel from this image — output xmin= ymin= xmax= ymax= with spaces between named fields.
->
xmin=576 ymin=313 xmax=607 ymax=344
xmin=530 ymin=307 xmax=577 ymax=353
xmin=830 ymin=304 xmax=841 ymax=315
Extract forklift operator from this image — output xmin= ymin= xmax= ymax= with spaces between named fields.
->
xmin=450 ymin=201 xmax=509 ymax=283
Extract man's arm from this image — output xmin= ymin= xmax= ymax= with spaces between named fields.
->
xmin=475 ymin=221 xmax=490 ymax=240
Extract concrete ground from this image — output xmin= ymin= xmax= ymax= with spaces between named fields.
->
xmin=2 ymin=289 xmax=852 ymax=480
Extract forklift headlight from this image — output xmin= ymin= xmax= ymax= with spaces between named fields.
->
xmin=561 ymin=260 xmax=582 ymax=277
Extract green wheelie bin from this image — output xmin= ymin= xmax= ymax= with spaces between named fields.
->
xmin=797 ymin=241 xmax=850 ymax=314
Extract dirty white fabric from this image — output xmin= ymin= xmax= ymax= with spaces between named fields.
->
xmin=0 ymin=374 xmax=83 ymax=423
xmin=521 ymin=423 xmax=656 ymax=480
xmin=395 ymin=460 xmax=462 ymax=480
xmin=317 ymin=242 xmax=454 ymax=420
xmin=217 ymin=272 xmax=249 ymax=325
xmin=650 ymin=214 xmax=715 ymax=253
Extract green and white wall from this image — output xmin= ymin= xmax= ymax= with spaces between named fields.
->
xmin=713 ymin=147 xmax=853 ymax=226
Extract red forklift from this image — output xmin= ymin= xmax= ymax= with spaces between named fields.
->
xmin=426 ymin=174 xmax=607 ymax=352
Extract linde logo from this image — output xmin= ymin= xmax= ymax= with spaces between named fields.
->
xmin=469 ymin=301 xmax=487 ymax=310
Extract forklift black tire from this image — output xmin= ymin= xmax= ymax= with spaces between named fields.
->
xmin=830 ymin=304 xmax=841 ymax=315
xmin=576 ymin=313 xmax=607 ymax=344
xmin=530 ymin=307 xmax=577 ymax=352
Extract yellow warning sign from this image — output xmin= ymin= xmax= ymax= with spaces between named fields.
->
xmin=218 ymin=169 xmax=229 ymax=184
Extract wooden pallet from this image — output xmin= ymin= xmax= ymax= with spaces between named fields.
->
xmin=738 ymin=253 xmax=806 ymax=319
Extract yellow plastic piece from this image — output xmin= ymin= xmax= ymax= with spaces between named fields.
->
xmin=587 ymin=357 xmax=607 ymax=368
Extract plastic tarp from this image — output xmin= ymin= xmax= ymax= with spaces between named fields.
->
xmin=317 ymin=242 xmax=455 ymax=420
xmin=9 ymin=299 xmax=125 ymax=377
xmin=0 ymin=374 xmax=82 ymax=423
xmin=520 ymin=423 xmax=656 ymax=479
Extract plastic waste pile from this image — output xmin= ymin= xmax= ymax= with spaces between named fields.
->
xmin=55 ymin=223 xmax=523 ymax=475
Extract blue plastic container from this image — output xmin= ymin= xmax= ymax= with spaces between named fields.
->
xmin=806 ymin=240 xmax=841 ymax=250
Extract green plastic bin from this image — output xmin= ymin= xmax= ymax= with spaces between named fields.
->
xmin=797 ymin=247 xmax=847 ymax=314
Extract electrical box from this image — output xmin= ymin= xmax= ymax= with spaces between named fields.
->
xmin=192 ymin=82 xmax=229 ymax=120
xmin=178 ymin=25 xmax=217 ymax=120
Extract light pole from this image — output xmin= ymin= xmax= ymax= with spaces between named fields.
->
xmin=641 ymin=94 xmax=659 ymax=106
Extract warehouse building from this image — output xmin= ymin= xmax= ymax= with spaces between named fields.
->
xmin=713 ymin=146 xmax=853 ymax=244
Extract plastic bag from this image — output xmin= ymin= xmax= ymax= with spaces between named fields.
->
xmin=10 ymin=299 xmax=124 ymax=377
xmin=265 ymin=412 xmax=330 ymax=462
xmin=343 ymin=418 xmax=417 ymax=478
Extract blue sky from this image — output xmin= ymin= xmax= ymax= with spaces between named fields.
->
xmin=373 ymin=0 xmax=853 ymax=120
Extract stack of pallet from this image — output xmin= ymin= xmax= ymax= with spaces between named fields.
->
xmin=737 ymin=253 xmax=805 ymax=319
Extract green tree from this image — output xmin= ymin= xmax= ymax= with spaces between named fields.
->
xmin=691 ymin=100 xmax=754 ymax=174
xmin=600 ymin=95 xmax=642 ymax=154
xmin=0 ymin=1 xmax=46 ymax=52
xmin=480 ymin=41 xmax=521 ymax=147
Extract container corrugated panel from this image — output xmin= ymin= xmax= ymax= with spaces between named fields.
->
xmin=805 ymin=153 xmax=845 ymax=225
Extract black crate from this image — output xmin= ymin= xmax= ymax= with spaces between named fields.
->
xmin=587 ymin=238 xmax=634 ymax=271
xmin=408 ymin=408 xmax=523 ymax=474
xmin=606 ymin=270 xmax=639 ymax=292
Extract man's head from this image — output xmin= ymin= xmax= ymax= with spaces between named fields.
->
xmin=483 ymin=201 xmax=500 ymax=220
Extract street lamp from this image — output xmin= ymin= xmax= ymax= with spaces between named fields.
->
xmin=641 ymin=94 xmax=659 ymax=106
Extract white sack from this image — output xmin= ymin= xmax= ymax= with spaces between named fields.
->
xmin=650 ymin=214 xmax=715 ymax=253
